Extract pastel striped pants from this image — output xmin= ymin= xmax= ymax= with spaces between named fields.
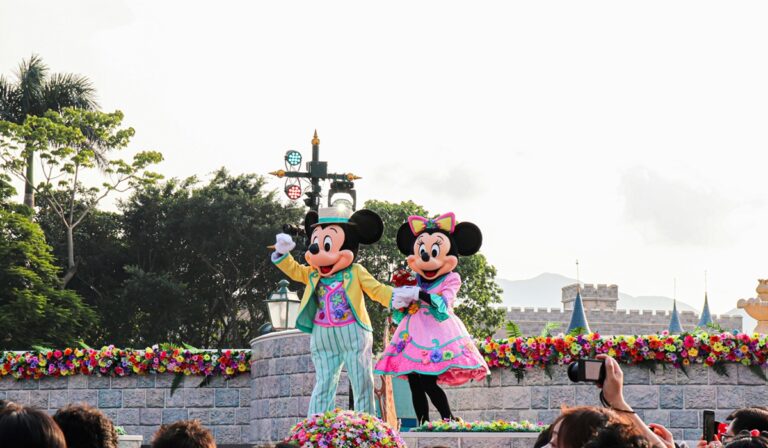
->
xmin=308 ymin=323 xmax=375 ymax=416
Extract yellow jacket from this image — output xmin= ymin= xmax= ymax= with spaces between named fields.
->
xmin=273 ymin=253 xmax=393 ymax=333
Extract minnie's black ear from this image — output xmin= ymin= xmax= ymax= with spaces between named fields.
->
xmin=453 ymin=222 xmax=482 ymax=256
xmin=304 ymin=211 xmax=318 ymax=238
xmin=349 ymin=210 xmax=384 ymax=245
xmin=396 ymin=223 xmax=416 ymax=256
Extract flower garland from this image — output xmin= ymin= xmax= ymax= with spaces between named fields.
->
xmin=0 ymin=345 xmax=249 ymax=380
xmin=411 ymin=419 xmax=545 ymax=433
xmin=286 ymin=408 xmax=405 ymax=448
xmin=479 ymin=330 xmax=768 ymax=376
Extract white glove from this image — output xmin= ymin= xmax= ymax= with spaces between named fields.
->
xmin=274 ymin=233 xmax=296 ymax=254
xmin=391 ymin=286 xmax=421 ymax=309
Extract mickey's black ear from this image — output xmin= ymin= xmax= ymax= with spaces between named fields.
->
xmin=304 ymin=211 xmax=318 ymax=238
xmin=453 ymin=222 xmax=482 ymax=256
xmin=396 ymin=223 xmax=416 ymax=256
xmin=349 ymin=210 xmax=384 ymax=245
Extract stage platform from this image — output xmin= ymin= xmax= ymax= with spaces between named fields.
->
xmin=399 ymin=431 xmax=540 ymax=448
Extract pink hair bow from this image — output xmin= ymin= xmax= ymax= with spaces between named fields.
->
xmin=407 ymin=212 xmax=456 ymax=236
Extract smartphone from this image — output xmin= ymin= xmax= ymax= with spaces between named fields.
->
xmin=703 ymin=410 xmax=716 ymax=442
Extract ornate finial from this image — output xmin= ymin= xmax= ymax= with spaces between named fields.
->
xmin=576 ymin=260 xmax=580 ymax=293
xmin=346 ymin=173 xmax=362 ymax=181
xmin=269 ymin=170 xmax=286 ymax=178
xmin=312 ymin=130 xmax=320 ymax=146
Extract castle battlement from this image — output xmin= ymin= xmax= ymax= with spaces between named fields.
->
xmin=498 ymin=304 xmax=743 ymax=339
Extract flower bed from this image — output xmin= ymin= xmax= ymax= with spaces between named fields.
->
xmin=478 ymin=330 xmax=768 ymax=379
xmin=0 ymin=345 xmax=249 ymax=380
xmin=411 ymin=419 xmax=545 ymax=433
xmin=286 ymin=408 xmax=405 ymax=447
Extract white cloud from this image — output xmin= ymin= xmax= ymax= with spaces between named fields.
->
xmin=620 ymin=167 xmax=738 ymax=246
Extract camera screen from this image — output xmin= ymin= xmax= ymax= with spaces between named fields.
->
xmin=584 ymin=360 xmax=602 ymax=381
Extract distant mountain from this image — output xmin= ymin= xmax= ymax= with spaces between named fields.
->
xmin=497 ymin=272 xmax=697 ymax=312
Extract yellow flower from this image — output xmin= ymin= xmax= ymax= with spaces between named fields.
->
xmin=226 ymin=367 xmax=234 ymax=375
xmin=688 ymin=348 xmax=698 ymax=357
xmin=238 ymin=363 xmax=246 ymax=372
xmin=508 ymin=355 xmax=517 ymax=363
xmin=683 ymin=359 xmax=690 ymax=366
xmin=740 ymin=345 xmax=750 ymax=354
xmin=608 ymin=349 xmax=616 ymax=357
xmin=175 ymin=355 xmax=184 ymax=363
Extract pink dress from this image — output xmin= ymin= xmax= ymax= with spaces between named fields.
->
xmin=374 ymin=272 xmax=489 ymax=386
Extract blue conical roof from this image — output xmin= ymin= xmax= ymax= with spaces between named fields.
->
xmin=567 ymin=291 xmax=591 ymax=334
xmin=697 ymin=293 xmax=713 ymax=328
xmin=669 ymin=300 xmax=684 ymax=334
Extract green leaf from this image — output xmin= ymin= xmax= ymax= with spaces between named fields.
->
xmin=568 ymin=327 xmax=587 ymax=337
xmin=544 ymin=364 xmax=553 ymax=380
xmin=78 ymin=340 xmax=93 ymax=351
xmin=198 ymin=375 xmax=213 ymax=388
xmin=748 ymin=365 xmax=768 ymax=382
xmin=505 ymin=321 xmax=522 ymax=339
xmin=711 ymin=362 xmax=729 ymax=377
xmin=513 ymin=368 xmax=525 ymax=384
xmin=32 ymin=345 xmax=53 ymax=353
xmin=182 ymin=342 xmax=200 ymax=352
xmin=169 ymin=373 xmax=184 ymax=397
xmin=540 ymin=322 xmax=561 ymax=337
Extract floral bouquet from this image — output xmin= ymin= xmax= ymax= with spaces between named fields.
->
xmin=390 ymin=268 xmax=420 ymax=316
xmin=285 ymin=408 xmax=406 ymax=447
xmin=411 ymin=419 xmax=546 ymax=433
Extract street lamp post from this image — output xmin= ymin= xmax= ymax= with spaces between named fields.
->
xmin=270 ymin=131 xmax=361 ymax=212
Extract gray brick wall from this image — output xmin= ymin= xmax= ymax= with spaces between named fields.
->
xmin=251 ymin=330 xmax=767 ymax=446
xmin=0 ymin=373 xmax=250 ymax=444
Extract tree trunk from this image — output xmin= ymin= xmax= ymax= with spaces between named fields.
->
xmin=23 ymin=146 xmax=34 ymax=208
xmin=61 ymin=226 xmax=77 ymax=288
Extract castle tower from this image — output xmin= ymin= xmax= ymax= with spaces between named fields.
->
xmin=668 ymin=300 xmax=684 ymax=334
xmin=562 ymin=283 xmax=618 ymax=311
xmin=566 ymin=291 xmax=591 ymax=334
xmin=697 ymin=293 xmax=713 ymax=328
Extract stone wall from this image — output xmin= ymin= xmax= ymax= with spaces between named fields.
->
xmin=251 ymin=330 xmax=767 ymax=445
xmin=498 ymin=307 xmax=742 ymax=338
xmin=0 ymin=372 xmax=250 ymax=443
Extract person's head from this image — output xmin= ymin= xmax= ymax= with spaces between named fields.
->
xmin=534 ymin=425 xmax=554 ymax=448
xmin=152 ymin=420 xmax=216 ymax=448
xmin=583 ymin=422 xmax=650 ymax=448
xmin=549 ymin=406 xmax=624 ymax=448
xmin=53 ymin=403 xmax=119 ymax=448
xmin=0 ymin=402 xmax=67 ymax=448
xmin=727 ymin=408 xmax=768 ymax=436
xmin=724 ymin=430 xmax=768 ymax=448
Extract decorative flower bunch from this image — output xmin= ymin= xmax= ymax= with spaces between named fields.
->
xmin=478 ymin=330 xmax=768 ymax=374
xmin=286 ymin=408 xmax=406 ymax=448
xmin=391 ymin=268 xmax=419 ymax=316
xmin=0 ymin=345 xmax=250 ymax=380
xmin=412 ymin=419 xmax=546 ymax=433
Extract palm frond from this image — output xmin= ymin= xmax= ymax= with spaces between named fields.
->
xmin=16 ymin=54 xmax=48 ymax=117
xmin=0 ymin=76 xmax=22 ymax=122
xmin=42 ymin=73 xmax=99 ymax=111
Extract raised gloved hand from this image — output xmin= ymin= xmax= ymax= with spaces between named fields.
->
xmin=274 ymin=233 xmax=296 ymax=254
xmin=391 ymin=286 xmax=421 ymax=309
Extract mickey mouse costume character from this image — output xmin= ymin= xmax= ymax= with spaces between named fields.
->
xmin=271 ymin=206 xmax=397 ymax=417
xmin=374 ymin=212 xmax=490 ymax=424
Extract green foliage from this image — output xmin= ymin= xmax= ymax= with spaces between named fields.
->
xmin=357 ymin=200 xmax=504 ymax=352
xmin=0 ymin=108 xmax=163 ymax=287
xmin=748 ymin=365 xmax=768 ymax=382
xmin=568 ymin=326 xmax=588 ymax=337
xmin=706 ymin=322 xmax=725 ymax=333
xmin=0 ymin=203 xmax=96 ymax=349
xmin=505 ymin=321 xmax=522 ymax=339
xmin=540 ymin=322 xmax=561 ymax=337
xmin=117 ymin=169 xmax=304 ymax=347
xmin=711 ymin=362 xmax=729 ymax=378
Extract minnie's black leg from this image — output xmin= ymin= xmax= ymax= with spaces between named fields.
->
xmin=407 ymin=373 xmax=430 ymax=424
xmin=419 ymin=374 xmax=454 ymax=420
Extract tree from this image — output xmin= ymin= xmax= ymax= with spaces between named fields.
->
xmin=117 ymin=169 xmax=304 ymax=347
xmin=0 ymin=54 xmax=98 ymax=208
xmin=356 ymin=200 xmax=505 ymax=352
xmin=0 ymin=108 xmax=163 ymax=287
xmin=0 ymin=176 xmax=97 ymax=350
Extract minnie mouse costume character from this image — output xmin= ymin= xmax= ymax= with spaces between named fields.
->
xmin=374 ymin=212 xmax=490 ymax=424
xmin=271 ymin=206 xmax=396 ymax=417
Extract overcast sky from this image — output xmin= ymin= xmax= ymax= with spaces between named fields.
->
xmin=2 ymin=1 xmax=766 ymax=315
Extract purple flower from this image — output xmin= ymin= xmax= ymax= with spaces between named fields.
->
xmin=333 ymin=309 xmax=344 ymax=319
xmin=396 ymin=341 xmax=406 ymax=353
xmin=430 ymin=349 xmax=443 ymax=363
